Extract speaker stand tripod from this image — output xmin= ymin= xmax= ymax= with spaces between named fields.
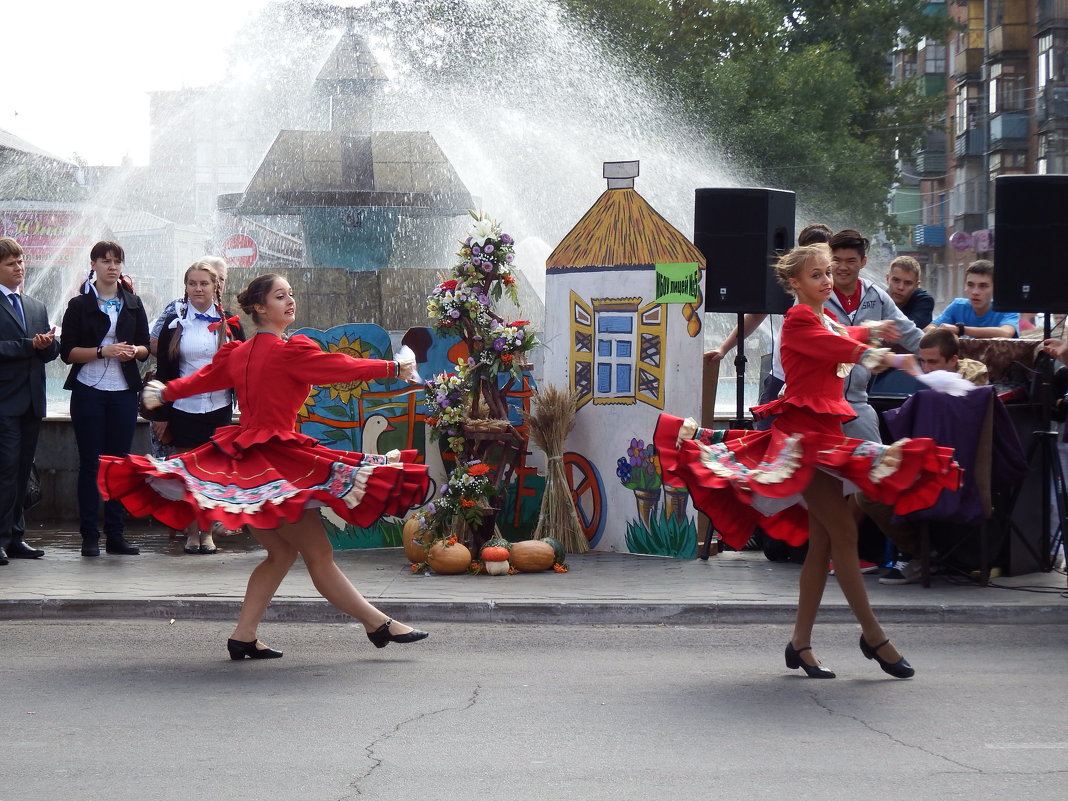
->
xmin=1005 ymin=319 xmax=1067 ymax=579
xmin=730 ymin=312 xmax=756 ymax=430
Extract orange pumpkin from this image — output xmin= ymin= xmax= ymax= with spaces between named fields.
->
xmin=427 ymin=541 xmax=473 ymax=575
xmin=402 ymin=518 xmax=429 ymax=564
xmin=480 ymin=545 xmax=510 ymax=562
xmin=509 ymin=540 xmax=555 ymax=572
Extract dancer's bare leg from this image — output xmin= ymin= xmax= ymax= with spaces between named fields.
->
xmin=790 ymin=517 xmax=831 ymax=667
xmin=803 ymin=471 xmax=903 ymax=662
xmin=229 ymin=527 xmax=298 ymax=643
xmin=276 ymin=510 xmax=418 ymax=635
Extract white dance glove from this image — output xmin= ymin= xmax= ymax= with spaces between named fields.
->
xmin=141 ymin=379 xmax=166 ymax=410
xmin=394 ymin=345 xmax=421 ymax=383
xmin=914 ymin=369 xmax=978 ymax=397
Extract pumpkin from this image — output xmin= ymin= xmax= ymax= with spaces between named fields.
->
xmin=480 ymin=545 xmax=510 ymax=562
xmin=540 ymin=536 xmax=566 ymax=564
xmin=427 ymin=541 xmax=472 ymax=575
xmin=483 ymin=559 xmax=510 ymax=575
xmin=509 ymin=540 xmax=555 ymax=572
xmin=402 ymin=518 xmax=429 ymax=564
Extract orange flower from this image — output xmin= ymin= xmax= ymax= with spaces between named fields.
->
xmin=552 ymin=563 xmax=569 ymax=573
xmin=503 ymin=275 xmax=515 ymax=285
xmin=445 ymin=535 xmax=458 ymax=545
xmin=460 ymin=498 xmax=476 ymax=508
xmin=468 ymin=463 xmax=490 ymax=476
xmin=500 ymin=353 xmax=514 ymax=365
xmin=410 ymin=563 xmax=422 ymax=572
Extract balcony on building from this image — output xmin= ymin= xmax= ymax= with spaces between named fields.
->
xmin=1038 ymin=0 xmax=1068 ymax=28
xmin=989 ymin=112 xmax=1030 ymax=150
xmin=987 ymin=24 xmax=1030 ymax=58
xmin=891 ymin=185 xmax=922 ymax=227
xmin=954 ymin=128 xmax=987 ymax=159
xmin=912 ymin=225 xmax=946 ymax=247
xmin=915 ymin=131 xmax=948 ymax=176
xmin=919 ymin=73 xmax=947 ymax=97
xmin=1038 ymin=86 xmax=1068 ymax=123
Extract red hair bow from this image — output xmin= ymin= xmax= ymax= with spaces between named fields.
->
xmin=208 ymin=315 xmax=240 ymax=333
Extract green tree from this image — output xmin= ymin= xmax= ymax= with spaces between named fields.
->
xmin=560 ymin=0 xmax=954 ymax=233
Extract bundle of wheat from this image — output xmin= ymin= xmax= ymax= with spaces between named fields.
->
xmin=522 ymin=384 xmax=588 ymax=554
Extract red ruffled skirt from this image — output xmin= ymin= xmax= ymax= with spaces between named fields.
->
xmin=98 ymin=424 xmax=429 ymax=532
xmin=654 ymin=411 xmax=960 ymax=550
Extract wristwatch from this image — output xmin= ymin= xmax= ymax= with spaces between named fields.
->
xmin=956 ymin=323 xmax=965 ymax=336
xmin=96 ymin=346 xmax=104 ymax=359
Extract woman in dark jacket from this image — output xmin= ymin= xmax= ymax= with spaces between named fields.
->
xmin=60 ymin=241 xmax=150 ymax=557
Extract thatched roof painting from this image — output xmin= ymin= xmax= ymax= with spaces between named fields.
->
xmin=546 ymin=187 xmax=705 ymax=271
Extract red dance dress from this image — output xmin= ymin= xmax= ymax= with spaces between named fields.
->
xmin=655 ymin=304 xmax=960 ymax=550
xmin=98 ymin=332 xmax=429 ymax=532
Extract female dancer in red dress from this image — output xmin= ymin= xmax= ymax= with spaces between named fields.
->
xmin=656 ymin=245 xmax=959 ymax=679
xmin=100 ymin=274 xmax=430 ymax=659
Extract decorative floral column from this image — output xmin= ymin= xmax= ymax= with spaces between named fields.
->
xmin=422 ymin=212 xmax=539 ymax=550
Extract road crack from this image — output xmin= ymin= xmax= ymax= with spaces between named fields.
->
xmin=343 ymin=684 xmax=481 ymax=799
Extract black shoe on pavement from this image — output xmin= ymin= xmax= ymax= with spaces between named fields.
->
xmin=105 ymin=539 xmax=140 ymax=556
xmin=7 ymin=541 xmax=45 ymax=559
xmin=0 ymin=547 xmax=8 ymax=565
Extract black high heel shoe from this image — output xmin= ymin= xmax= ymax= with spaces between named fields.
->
xmin=859 ymin=635 xmax=915 ymax=679
xmin=227 ymin=638 xmax=283 ymax=660
xmin=785 ymin=642 xmax=836 ymax=678
xmin=367 ymin=619 xmax=429 ymax=649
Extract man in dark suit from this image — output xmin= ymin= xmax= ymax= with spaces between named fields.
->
xmin=0 ymin=237 xmax=59 ymax=564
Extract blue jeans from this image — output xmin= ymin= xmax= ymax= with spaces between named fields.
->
xmin=69 ymin=383 xmax=138 ymax=540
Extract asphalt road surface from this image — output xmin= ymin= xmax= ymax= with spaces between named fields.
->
xmin=1 ymin=621 xmax=1066 ymax=801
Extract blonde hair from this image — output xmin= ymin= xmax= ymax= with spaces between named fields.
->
xmin=889 ymin=255 xmax=921 ymax=280
xmin=169 ymin=260 xmax=232 ymax=362
xmin=774 ymin=244 xmax=830 ymax=293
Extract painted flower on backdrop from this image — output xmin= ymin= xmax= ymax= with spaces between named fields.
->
xmin=323 ymin=335 xmax=375 ymax=404
xmin=616 ymin=438 xmax=662 ymax=491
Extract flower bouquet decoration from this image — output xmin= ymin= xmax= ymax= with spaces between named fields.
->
xmin=425 ymin=211 xmax=537 ymax=445
xmin=410 ymin=460 xmax=499 ymax=574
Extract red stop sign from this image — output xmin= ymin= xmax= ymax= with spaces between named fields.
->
xmin=221 ymin=233 xmax=259 ymax=269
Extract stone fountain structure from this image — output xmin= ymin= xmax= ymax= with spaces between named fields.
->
xmin=217 ymin=25 xmax=475 ymax=333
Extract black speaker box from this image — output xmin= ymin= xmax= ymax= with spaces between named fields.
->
xmin=696 ymin=187 xmax=795 ymax=314
xmin=994 ymin=174 xmax=1068 ymax=312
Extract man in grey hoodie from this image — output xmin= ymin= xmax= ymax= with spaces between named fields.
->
xmin=824 ymin=229 xmax=922 ymax=442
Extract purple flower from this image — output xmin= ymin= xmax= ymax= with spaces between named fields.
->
xmin=505 ymin=253 xmax=514 ymax=263
xmin=493 ymin=338 xmax=506 ymax=351
xmin=501 ymin=233 xmax=513 ymax=245
xmin=484 ymin=243 xmax=494 ymax=254
xmin=449 ymin=309 xmax=461 ymax=318
xmin=472 ymin=245 xmax=482 ymax=255
xmin=483 ymin=263 xmax=493 ymax=272
xmin=427 ymin=502 xmax=436 ymax=515
xmin=471 ymin=258 xmax=481 ymax=268
xmin=464 ymin=237 xmax=472 ymax=246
